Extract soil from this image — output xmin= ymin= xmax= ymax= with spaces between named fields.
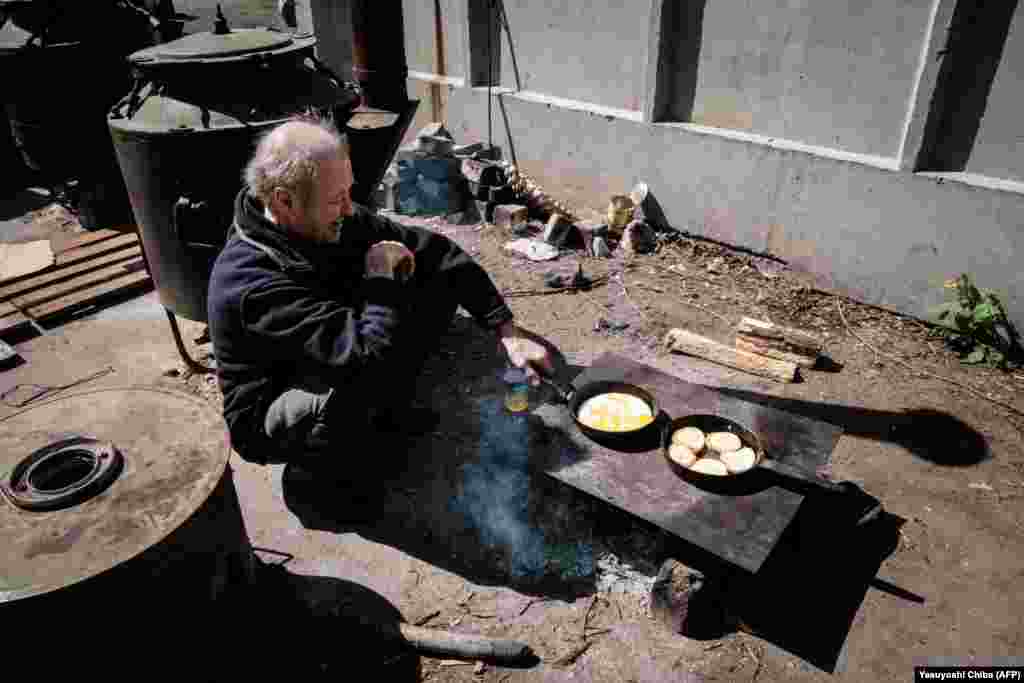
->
xmin=21 ymin=203 xmax=1022 ymax=682
xmin=370 ymin=211 xmax=1024 ymax=682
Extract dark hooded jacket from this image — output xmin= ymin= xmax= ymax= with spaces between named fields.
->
xmin=207 ymin=188 xmax=514 ymax=463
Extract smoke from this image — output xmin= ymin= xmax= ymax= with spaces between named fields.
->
xmin=454 ymin=397 xmax=548 ymax=579
xmin=453 ymin=395 xmax=657 ymax=590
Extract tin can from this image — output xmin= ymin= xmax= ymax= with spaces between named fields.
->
xmin=607 ymin=195 xmax=635 ymax=236
xmin=503 ymin=366 xmax=530 ymax=413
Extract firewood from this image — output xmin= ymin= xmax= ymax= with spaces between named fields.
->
xmin=735 ymin=317 xmax=823 ymax=355
xmin=735 ymin=335 xmax=817 ymax=368
xmin=664 ymin=328 xmax=798 ymax=383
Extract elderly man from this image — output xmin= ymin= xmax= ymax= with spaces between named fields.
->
xmin=207 ymin=114 xmax=553 ymax=483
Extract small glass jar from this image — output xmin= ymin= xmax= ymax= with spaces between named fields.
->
xmin=503 ymin=366 xmax=530 ymax=413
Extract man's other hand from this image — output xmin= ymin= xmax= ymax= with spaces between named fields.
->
xmin=366 ymin=241 xmax=415 ymax=281
xmin=498 ymin=322 xmax=555 ymax=386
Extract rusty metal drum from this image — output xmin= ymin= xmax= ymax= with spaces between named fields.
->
xmin=0 ymin=386 xmax=255 ymax=671
xmin=106 ymin=22 xmax=362 ymax=322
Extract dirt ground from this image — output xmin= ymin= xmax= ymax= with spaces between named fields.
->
xmin=5 ymin=197 xmax=1023 ymax=681
xmin=152 ymin=206 xmax=1024 ymax=681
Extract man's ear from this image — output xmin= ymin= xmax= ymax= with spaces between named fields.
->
xmin=272 ymin=187 xmax=293 ymax=211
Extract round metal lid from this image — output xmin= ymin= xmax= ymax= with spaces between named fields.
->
xmin=130 ymin=28 xmax=300 ymax=64
xmin=0 ymin=386 xmax=229 ymax=603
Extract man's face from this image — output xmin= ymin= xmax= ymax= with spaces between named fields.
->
xmin=289 ymin=154 xmax=354 ymax=243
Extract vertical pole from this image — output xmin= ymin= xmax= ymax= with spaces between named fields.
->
xmin=351 ymin=0 xmax=410 ymax=112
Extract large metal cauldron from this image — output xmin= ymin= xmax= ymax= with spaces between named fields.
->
xmin=0 ymin=0 xmax=157 ymax=228
xmin=107 ymin=22 xmax=362 ymax=323
xmin=0 ymin=387 xmax=255 ymax=673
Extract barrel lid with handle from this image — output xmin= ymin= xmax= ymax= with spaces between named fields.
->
xmin=0 ymin=387 xmax=229 ymax=603
xmin=129 ymin=27 xmax=313 ymax=66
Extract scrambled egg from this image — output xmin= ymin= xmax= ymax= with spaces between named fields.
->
xmin=577 ymin=393 xmax=654 ymax=432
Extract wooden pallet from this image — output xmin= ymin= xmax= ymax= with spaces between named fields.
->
xmin=0 ymin=228 xmax=153 ymax=336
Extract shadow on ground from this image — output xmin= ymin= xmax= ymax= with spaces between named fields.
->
xmin=279 ymin=315 xmax=923 ymax=674
xmin=715 ymin=387 xmax=990 ymax=466
xmin=726 ymin=496 xmax=910 ymax=673
xmin=231 ymin=560 xmax=422 ymax=680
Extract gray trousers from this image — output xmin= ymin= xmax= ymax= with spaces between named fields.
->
xmin=261 ymin=281 xmax=460 ymax=469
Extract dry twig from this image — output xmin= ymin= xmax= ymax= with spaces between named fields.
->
xmin=553 ymin=640 xmax=593 ymax=666
xmin=582 ymin=595 xmax=599 ymax=638
xmin=518 ymin=597 xmax=550 ymax=616
xmin=413 ymin=610 xmax=441 ymax=626
xmin=837 ymin=299 xmax=1024 ymax=418
xmin=741 ymin=643 xmax=764 ymax=682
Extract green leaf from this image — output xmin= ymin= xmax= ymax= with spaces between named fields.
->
xmin=973 ymin=302 xmax=996 ymax=323
xmin=965 ymin=348 xmax=987 ymax=364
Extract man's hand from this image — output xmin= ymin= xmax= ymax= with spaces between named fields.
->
xmin=365 ymin=241 xmax=415 ymax=281
xmin=498 ymin=321 xmax=555 ymax=386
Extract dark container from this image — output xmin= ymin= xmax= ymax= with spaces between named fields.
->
xmin=0 ymin=0 xmax=156 ymax=227
xmin=107 ymin=25 xmax=361 ymax=322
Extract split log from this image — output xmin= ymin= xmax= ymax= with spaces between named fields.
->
xmin=664 ymin=328 xmax=798 ymax=383
xmin=736 ymin=317 xmax=822 ymax=355
xmin=735 ymin=336 xmax=817 ymax=368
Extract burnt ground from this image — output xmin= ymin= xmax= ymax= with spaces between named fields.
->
xmin=3 ymin=198 xmax=1023 ymax=682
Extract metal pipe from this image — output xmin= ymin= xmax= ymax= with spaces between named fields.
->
xmin=351 ymin=0 xmax=409 ymax=112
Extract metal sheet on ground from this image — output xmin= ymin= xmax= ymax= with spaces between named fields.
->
xmin=533 ymin=352 xmax=844 ymax=573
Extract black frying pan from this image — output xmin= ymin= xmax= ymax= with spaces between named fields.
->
xmin=540 ymin=376 xmax=662 ymax=449
xmin=661 ymin=414 xmax=843 ymax=493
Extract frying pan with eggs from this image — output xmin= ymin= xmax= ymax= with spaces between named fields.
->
xmin=661 ymin=414 xmax=843 ymax=493
xmin=539 ymin=376 xmax=661 ymax=448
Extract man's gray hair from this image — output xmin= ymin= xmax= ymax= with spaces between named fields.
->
xmin=244 ymin=112 xmax=348 ymax=209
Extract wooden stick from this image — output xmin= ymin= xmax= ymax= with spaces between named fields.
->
xmin=665 ymin=327 xmax=798 ymax=382
xmin=394 ymin=623 xmax=532 ymax=662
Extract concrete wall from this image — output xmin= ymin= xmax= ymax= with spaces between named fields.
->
xmin=402 ymin=0 xmax=467 ymax=80
xmin=493 ymin=1 xmax=653 ymax=114
xmin=686 ymin=0 xmax=934 ymax=157
xmin=308 ymin=0 xmax=1024 ymax=329
xmin=440 ymin=91 xmax=1024 ymax=326
xmin=964 ymin=4 xmax=1024 ymax=183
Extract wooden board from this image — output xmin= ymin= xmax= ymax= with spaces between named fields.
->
xmin=0 ymin=229 xmax=152 ymax=335
xmin=0 ymin=237 xmax=141 ymax=313
xmin=0 ymin=241 xmax=54 ymax=281
xmin=532 ymin=352 xmax=844 ymax=574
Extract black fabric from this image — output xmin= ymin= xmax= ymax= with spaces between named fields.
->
xmin=208 ymin=188 xmax=514 ymax=464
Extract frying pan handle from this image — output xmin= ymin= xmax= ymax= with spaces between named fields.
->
xmin=537 ymin=375 xmax=574 ymax=404
xmin=758 ymin=457 xmax=846 ymax=494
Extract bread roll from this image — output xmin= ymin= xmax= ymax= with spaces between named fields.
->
xmin=706 ymin=432 xmax=742 ymax=455
xmin=690 ymin=458 xmax=728 ymax=476
xmin=671 ymin=426 xmax=705 ymax=453
xmin=721 ymin=447 xmax=757 ymax=474
xmin=668 ymin=443 xmax=698 ymax=468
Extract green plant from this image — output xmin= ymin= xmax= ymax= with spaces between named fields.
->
xmin=930 ymin=274 xmax=1023 ymax=369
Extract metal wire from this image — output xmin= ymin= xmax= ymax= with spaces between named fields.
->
xmin=1 ymin=367 xmax=116 ymax=408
